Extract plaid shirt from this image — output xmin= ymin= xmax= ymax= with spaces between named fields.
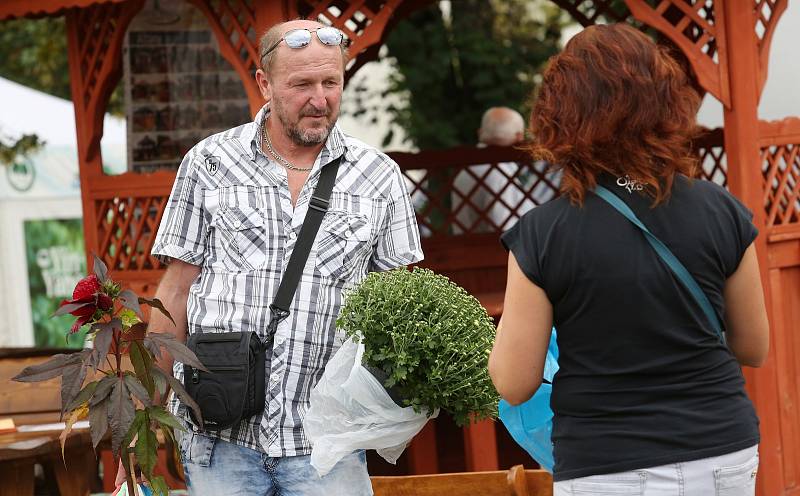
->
xmin=151 ymin=105 xmax=423 ymax=456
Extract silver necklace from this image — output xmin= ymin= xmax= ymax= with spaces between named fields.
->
xmin=262 ymin=121 xmax=313 ymax=172
xmin=616 ymin=175 xmax=643 ymax=194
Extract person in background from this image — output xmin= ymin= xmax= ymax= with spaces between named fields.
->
xmin=115 ymin=18 xmax=422 ymax=496
xmin=453 ymin=107 xmax=538 ymax=233
xmin=490 ymin=23 xmax=769 ymax=496
xmin=479 ymin=106 xmax=525 ymax=147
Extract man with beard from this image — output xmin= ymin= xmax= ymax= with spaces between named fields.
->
xmin=134 ymin=19 xmax=422 ymax=496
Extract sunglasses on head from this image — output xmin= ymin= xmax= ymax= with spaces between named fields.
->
xmin=263 ymin=27 xmax=347 ymax=58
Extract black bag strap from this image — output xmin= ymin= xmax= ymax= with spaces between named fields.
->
xmin=267 ymin=155 xmax=343 ymax=336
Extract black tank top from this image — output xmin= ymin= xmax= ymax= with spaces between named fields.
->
xmin=501 ymin=174 xmax=760 ymax=481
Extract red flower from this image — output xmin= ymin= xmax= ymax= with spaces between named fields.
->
xmin=58 ymin=275 xmax=112 ymax=333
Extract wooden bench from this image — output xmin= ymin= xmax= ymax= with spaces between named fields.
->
xmin=0 ymin=350 xmax=98 ymax=495
xmin=371 ymin=464 xmax=552 ymax=496
xmin=0 ymin=349 xmax=185 ymax=494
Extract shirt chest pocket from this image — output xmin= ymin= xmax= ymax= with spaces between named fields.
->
xmin=211 ymin=207 xmax=267 ymax=272
xmin=315 ymin=212 xmax=372 ymax=280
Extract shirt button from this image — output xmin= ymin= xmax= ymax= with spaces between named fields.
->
xmin=288 ymin=231 xmax=297 ymax=240
xmin=234 ymin=220 xmax=241 ymax=228
xmin=344 ymin=230 xmax=352 ymax=237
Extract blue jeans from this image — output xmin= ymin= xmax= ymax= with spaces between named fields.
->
xmin=178 ymin=431 xmax=373 ymax=496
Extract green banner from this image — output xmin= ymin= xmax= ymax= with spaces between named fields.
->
xmin=24 ymin=218 xmax=88 ymax=348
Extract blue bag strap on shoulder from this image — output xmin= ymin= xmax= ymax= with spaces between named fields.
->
xmin=594 ymin=185 xmax=723 ymax=340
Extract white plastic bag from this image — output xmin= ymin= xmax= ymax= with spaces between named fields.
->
xmin=304 ymin=338 xmax=436 ymax=476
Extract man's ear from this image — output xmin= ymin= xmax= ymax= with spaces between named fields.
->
xmin=255 ymin=69 xmax=271 ymax=103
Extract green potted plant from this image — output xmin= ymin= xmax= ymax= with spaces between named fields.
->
xmin=12 ymin=255 xmax=206 ymax=496
xmin=304 ymin=267 xmax=498 ymax=474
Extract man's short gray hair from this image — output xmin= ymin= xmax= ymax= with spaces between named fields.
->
xmin=479 ymin=107 xmax=525 ymax=145
xmin=259 ymin=21 xmax=349 ymax=76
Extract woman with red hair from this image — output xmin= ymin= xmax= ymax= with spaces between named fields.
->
xmin=489 ymin=24 xmax=769 ymax=495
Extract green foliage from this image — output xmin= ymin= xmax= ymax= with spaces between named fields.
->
xmin=0 ymin=133 xmax=45 ymax=167
xmin=336 ymin=267 xmax=499 ymax=426
xmin=348 ymin=0 xmax=566 ymax=149
xmin=0 ymin=17 xmax=123 ymax=114
xmin=0 ymin=18 xmax=70 ymax=100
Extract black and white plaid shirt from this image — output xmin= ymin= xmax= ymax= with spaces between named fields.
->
xmin=151 ymin=105 xmax=423 ymax=456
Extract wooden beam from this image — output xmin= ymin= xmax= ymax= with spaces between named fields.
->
xmin=721 ymin=4 xmax=783 ymax=496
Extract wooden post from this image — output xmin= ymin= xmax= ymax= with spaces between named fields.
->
xmin=406 ymin=422 xmax=439 ymax=474
xmin=720 ymin=4 xmax=782 ymax=496
xmin=463 ymin=419 xmax=499 ymax=471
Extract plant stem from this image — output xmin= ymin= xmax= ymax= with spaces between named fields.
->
xmin=121 ymin=447 xmax=136 ymax=496
xmin=115 ymin=328 xmax=122 ymax=377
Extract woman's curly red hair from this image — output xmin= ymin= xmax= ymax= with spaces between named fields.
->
xmin=528 ymin=23 xmax=701 ymax=205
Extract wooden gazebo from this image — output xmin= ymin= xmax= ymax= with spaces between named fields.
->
xmin=1 ymin=1 xmax=798 ymax=494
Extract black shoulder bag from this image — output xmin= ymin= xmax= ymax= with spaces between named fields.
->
xmin=184 ymin=157 xmax=342 ymax=430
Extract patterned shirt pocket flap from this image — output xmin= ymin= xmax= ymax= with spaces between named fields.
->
xmin=216 ymin=207 xmax=264 ymax=232
xmin=322 ymin=214 xmax=371 ymax=242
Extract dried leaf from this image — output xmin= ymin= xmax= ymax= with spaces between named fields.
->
xmin=147 ymin=405 xmax=186 ymax=433
xmin=66 ymin=380 xmax=98 ymax=412
xmin=108 ymin=377 xmax=136 ymax=457
xmin=89 ymin=396 xmax=109 ymax=449
xmin=135 ymin=417 xmax=158 ymax=478
xmin=129 ymin=341 xmax=155 ymax=396
xmin=93 ymin=253 xmax=108 ymax=283
xmin=119 ymin=290 xmax=143 ymax=320
xmin=145 ymin=332 xmax=208 ymax=371
xmin=88 ymin=319 xmax=119 ymax=372
xmin=12 ymin=353 xmax=76 ymax=382
xmin=139 ymin=297 xmax=175 ymax=325
xmin=60 ymin=404 xmax=88 ymax=459
xmin=123 ymin=374 xmax=152 ymax=407
xmin=152 ymin=367 xmax=203 ymax=426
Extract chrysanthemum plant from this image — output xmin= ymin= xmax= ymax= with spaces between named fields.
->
xmin=12 ymin=255 xmax=206 ymax=496
xmin=336 ymin=267 xmax=499 ymax=427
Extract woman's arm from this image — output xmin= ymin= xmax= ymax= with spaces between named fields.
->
xmin=489 ymin=252 xmax=554 ymax=405
xmin=723 ymin=243 xmax=770 ymax=367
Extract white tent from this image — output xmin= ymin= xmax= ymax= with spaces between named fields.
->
xmin=0 ymin=77 xmax=126 ymax=346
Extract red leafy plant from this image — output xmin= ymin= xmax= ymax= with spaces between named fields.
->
xmin=12 ymin=255 xmax=207 ymax=496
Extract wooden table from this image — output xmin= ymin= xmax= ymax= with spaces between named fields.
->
xmin=0 ymin=427 xmax=96 ymax=496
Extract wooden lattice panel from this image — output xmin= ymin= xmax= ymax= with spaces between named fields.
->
xmin=292 ymin=0 xmax=406 ymax=79
xmin=625 ymin=0 xmax=729 ymax=107
xmin=696 ymin=127 xmax=726 ymax=187
xmin=400 ymin=155 xmax=560 ymax=237
xmin=551 ymin=0 xmax=630 ymax=26
xmin=187 ymin=0 xmax=262 ymax=112
xmin=762 ymin=144 xmax=800 ymax=227
xmin=394 ymin=130 xmax=726 ymax=238
xmin=759 ymin=118 xmax=800 ymax=229
xmin=96 ymin=195 xmax=168 ymax=272
xmin=65 ymin=0 xmax=144 ymax=162
xmin=755 ymin=0 xmax=788 ymax=96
